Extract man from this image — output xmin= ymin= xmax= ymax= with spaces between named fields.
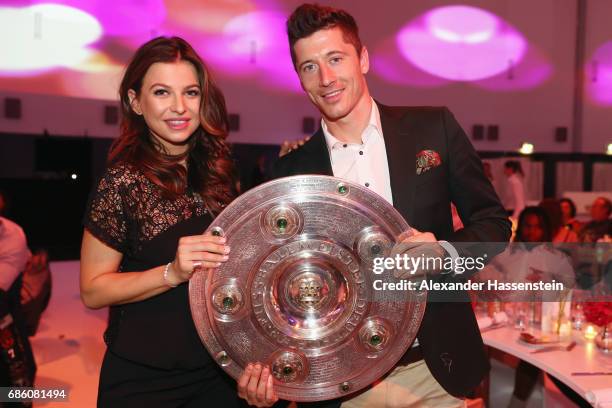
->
xmin=238 ymin=4 xmax=511 ymax=407
xmin=0 ymin=192 xmax=37 ymax=391
xmin=579 ymin=196 xmax=612 ymax=243
xmin=0 ymin=191 xmax=30 ymax=293
xmin=502 ymin=160 xmax=526 ymax=221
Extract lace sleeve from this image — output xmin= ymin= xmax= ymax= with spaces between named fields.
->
xmin=83 ymin=166 xmax=129 ymax=253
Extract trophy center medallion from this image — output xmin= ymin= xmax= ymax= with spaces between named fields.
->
xmin=292 ymin=274 xmax=327 ymax=311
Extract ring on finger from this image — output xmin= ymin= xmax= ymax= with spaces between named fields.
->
xmin=192 ymin=261 xmax=203 ymax=274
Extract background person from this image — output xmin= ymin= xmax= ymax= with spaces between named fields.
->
xmin=539 ymin=198 xmax=578 ymax=243
xmin=506 ymin=206 xmax=584 ymax=408
xmin=559 ymin=197 xmax=581 ymax=235
xmin=579 ymin=196 xmax=612 ymax=243
xmin=504 ymin=160 xmax=526 ymax=221
xmin=0 ymin=191 xmax=36 ymax=401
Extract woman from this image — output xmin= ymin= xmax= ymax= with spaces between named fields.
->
xmin=559 ymin=197 xmax=581 ymax=235
xmin=480 ymin=207 xmax=565 ymax=289
xmin=80 ymin=37 xmax=243 ymax=407
xmin=509 ymin=206 xmax=574 ymax=288
xmin=514 ymin=206 xmax=550 ymax=243
xmin=504 ymin=160 xmax=526 ymax=221
xmin=508 ymin=207 xmax=582 ymax=408
xmin=539 ymin=198 xmax=578 ymax=243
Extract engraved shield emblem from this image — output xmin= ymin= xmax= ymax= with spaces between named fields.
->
xmin=189 ymin=175 xmax=426 ymax=401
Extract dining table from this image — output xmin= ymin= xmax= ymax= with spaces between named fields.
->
xmin=480 ymin=321 xmax=612 ymax=406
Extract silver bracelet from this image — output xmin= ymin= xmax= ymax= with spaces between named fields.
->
xmin=164 ymin=262 xmax=178 ymax=287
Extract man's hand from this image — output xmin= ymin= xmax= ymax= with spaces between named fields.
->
xmin=391 ymin=228 xmax=446 ymax=279
xmin=237 ymin=363 xmax=279 ymax=407
xmin=397 ymin=228 xmax=437 ymax=244
xmin=279 ymin=136 xmax=311 ymax=158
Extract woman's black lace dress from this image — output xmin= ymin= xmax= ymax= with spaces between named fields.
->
xmin=84 ymin=164 xmax=243 ymax=407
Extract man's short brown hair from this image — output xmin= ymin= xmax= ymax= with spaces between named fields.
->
xmin=286 ymin=3 xmax=363 ymax=70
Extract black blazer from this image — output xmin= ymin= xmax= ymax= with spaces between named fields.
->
xmin=272 ymin=103 xmax=511 ymax=404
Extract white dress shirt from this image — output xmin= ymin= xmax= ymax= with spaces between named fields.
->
xmin=321 ymin=101 xmax=421 ymax=346
xmin=507 ymin=174 xmax=525 ymax=220
xmin=0 ymin=217 xmax=30 ymax=291
xmin=321 ymin=100 xmax=393 ymax=205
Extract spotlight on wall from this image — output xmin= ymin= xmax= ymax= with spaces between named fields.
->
xmin=519 ymin=142 xmax=534 ymax=155
xmin=71 ymin=173 xmax=78 ymax=180
xmin=607 ymin=143 xmax=612 ymax=156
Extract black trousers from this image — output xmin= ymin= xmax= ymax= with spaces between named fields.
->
xmin=98 ymin=350 xmax=246 ymax=408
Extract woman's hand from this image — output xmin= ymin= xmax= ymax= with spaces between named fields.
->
xmin=80 ymin=230 xmax=230 ymax=308
xmin=237 ymin=363 xmax=279 ymax=407
xmin=167 ymin=232 xmax=230 ymax=285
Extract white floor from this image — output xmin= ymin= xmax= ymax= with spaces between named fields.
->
xmin=32 ymin=261 xmax=106 ymax=408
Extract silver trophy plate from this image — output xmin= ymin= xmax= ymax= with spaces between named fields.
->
xmin=189 ymin=175 xmax=426 ymax=401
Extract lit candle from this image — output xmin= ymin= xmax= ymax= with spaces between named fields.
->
xmin=584 ymin=325 xmax=598 ymax=340
xmin=559 ymin=322 xmax=572 ymax=338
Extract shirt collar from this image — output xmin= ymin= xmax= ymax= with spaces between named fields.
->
xmin=322 ymin=98 xmax=382 ymax=152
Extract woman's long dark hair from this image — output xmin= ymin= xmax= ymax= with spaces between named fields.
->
xmin=109 ymin=36 xmax=236 ymax=214
xmin=514 ymin=206 xmax=553 ymax=243
xmin=559 ymin=197 xmax=577 ymax=219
